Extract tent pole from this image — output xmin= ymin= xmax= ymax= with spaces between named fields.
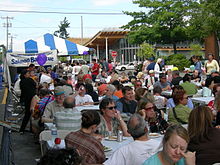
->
xmin=97 ymin=44 xmax=99 ymax=60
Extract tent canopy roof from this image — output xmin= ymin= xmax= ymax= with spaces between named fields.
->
xmin=8 ymin=33 xmax=90 ymax=55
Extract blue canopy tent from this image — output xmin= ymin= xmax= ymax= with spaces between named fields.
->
xmin=8 ymin=33 xmax=90 ymax=56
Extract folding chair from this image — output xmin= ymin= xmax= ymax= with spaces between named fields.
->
xmin=39 ymin=130 xmax=51 ymax=156
xmin=39 ymin=130 xmax=71 ymax=156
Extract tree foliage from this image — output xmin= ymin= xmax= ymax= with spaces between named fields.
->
xmin=137 ymin=42 xmax=155 ymax=59
xmin=188 ymin=0 xmax=220 ymax=39
xmin=54 ymin=17 xmax=70 ymax=39
xmin=123 ymin=0 xmax=197 ymax=54
xmin=190 ymin=43 xmax=204 ymax=57
xmin=164 ymin=54 xmax=191 ymax=71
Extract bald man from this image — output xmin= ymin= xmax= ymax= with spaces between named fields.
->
xmin=104 ymin=114 xmax=161 ymax=165
xmin=54 ymin=96 xmax=81 ymax=131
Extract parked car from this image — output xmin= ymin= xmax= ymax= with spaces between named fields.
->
xmin=115 ymin=62 xmax=135 ymax=71
xmin=71 ymin=59 xmax=87 ymax=64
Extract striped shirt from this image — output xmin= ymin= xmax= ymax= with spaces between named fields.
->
xmin=55 ymin=108 xmax=81 ymax=131
xmin=65 ymin=130 xmax=106 ymax=164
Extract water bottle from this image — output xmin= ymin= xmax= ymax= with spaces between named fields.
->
xmin=51 ymin=124 xmax=58 ymax=142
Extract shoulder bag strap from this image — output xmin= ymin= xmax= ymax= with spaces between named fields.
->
xmin=40 ymin=96 xmax=51 ymax=116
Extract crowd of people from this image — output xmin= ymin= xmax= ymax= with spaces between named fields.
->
xmin=12 ymin=54 xmax=220 ymax=165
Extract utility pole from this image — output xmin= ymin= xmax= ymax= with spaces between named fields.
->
xmin=1 ymin=16 xmax=13 ymax=51
xmin=9 ymin=35 xmax=16 ymax=51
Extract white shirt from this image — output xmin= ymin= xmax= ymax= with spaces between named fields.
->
xmin=72 ymin=65 xmax=81 ymax=75
xmin=75 ymin=94 xmax=94 ymax=105
xmin=40 ymin=73 xmax=52 ymax=84
xmin=104 ymin=139 xmax=161 ymax=165
xmin=154 ymin=63 xmax=161 ymax=78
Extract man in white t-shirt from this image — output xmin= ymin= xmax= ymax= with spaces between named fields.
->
xmin=75 ymin=83 xmax=94 ymax=106
xmin=104 ymin=114 xmax=161 ymax=165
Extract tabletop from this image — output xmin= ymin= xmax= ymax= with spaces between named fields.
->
xmin=161 ymin=90 xmax=172 ymax=96
xmin=47 ymin=134 xmax=163 ymax=158
xmin=75 ymin=105 xmax=100 ymax=112
xmin=191 ymin=96 xmax=214 ymax=105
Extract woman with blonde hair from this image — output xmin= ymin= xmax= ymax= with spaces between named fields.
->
xmin=188 ymin=106 xmax=220 ymax=165
xmin=154 ymin=58 xmax=163 ymax=78
xmin=143 ymin=124 xmax=195 ymax=165
xmin=205 ymin=53 xmax=220 ymax=75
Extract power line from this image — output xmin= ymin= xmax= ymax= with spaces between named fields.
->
xmin=0 ymin=9 xmax=124 ymax=15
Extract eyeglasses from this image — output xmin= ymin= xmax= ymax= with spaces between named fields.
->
xmin=105 ymin=106 xmax=117 ymax=110
xmin=144 ymin=106 xmax=155 ymax=111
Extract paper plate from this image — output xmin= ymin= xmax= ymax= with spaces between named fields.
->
xmin=104 ymin=146 xmax=112 ymax=152
xmin=104 ymin=136 xmax=117 ymax=141
xmin=149 ymin=133 xmax=161 ymax=138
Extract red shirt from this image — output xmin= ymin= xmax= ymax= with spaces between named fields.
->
xmin=91 ymin=63 xmax=99 ymax=75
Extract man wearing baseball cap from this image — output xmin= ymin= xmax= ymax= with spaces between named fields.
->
xmin=42 ymin=86 xmax=65 ymax=123
xmin=154 ymin=73 xmax=171 ymax=91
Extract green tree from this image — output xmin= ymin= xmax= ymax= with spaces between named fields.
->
xmin=186 ymin=1 xmax=220 ymax=57
xmin=54 ymin=17 xmax=70 ymax=39
xmin=165 ymin=54 xmax=191 ymax=71
xmin=196 ymin=1 xmax=220 ymax=38
xmin=190 ymin=43 xmax=204 ymax=57
xmin=137 ymin=42 xmax=155 ymax=59
xmin=123 ymin=0 xmax=195 ymax=54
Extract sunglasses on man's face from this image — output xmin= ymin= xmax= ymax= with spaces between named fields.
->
xmin=105 ymin=106 xmax=117 ymax=110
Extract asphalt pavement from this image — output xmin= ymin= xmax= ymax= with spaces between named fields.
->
xmin=0 ymin=87 xmax=5 ymax=151
xmin=0 ymin=88 xmax=41 ymax=165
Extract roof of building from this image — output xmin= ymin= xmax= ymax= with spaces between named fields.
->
xmin=84 ymin=27 xmax=129 ymax=49
xmin=67 ymin=38 xmax=91 ymax=45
